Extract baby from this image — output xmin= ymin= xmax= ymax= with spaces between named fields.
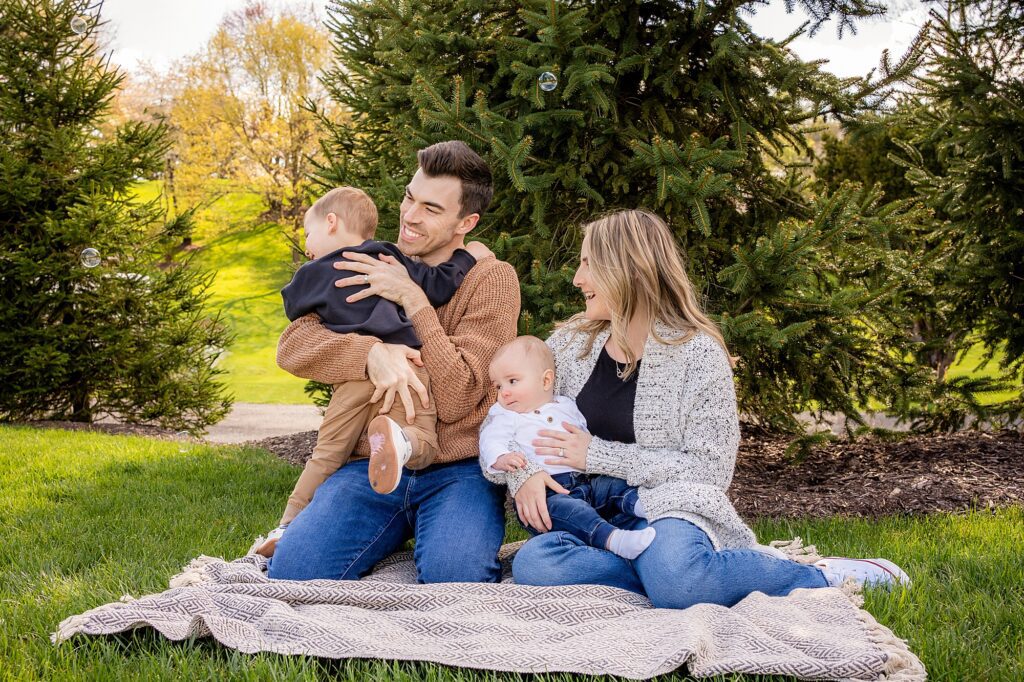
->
xmin=480 ymin=336 xmax=656 ymax=559
xmin=255 ymin=186 xmax=491 ymax=557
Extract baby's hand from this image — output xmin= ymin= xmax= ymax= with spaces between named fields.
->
xmin=492 ymin=452 xmax=527 ymax=472
xmin=465 ymin=241 xmax=494 ymax=261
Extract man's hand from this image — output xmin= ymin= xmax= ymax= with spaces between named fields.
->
xmin=464 ymin=240 xmax=493 ymax=261
xmin=513 ymin=471 xmax=569 ymax=533
xmin=334 ymin=252 xmax=430 ymax=316
xmin=366 ymin=343 xmax=429 ymax=423
xmin=491 ymin=452 xmax=528 ymax=472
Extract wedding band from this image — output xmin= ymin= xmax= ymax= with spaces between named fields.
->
xmin=559 ymin=448 xmax=565 ymax=457
xmin=362 ymin=274 xmax=370 ymax=284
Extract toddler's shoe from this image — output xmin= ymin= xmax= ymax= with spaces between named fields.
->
xmin=815 ymin=556 xmax=911 ymax=589
xmin=367 ymin=415 xmax=413 ymax=494
xmin=253 ymin=524 xmax=289 ymax=558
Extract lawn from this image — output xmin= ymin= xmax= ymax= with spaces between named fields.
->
xmin=1 ymin=425 xmax=1021 ymax=680
xmin=134 ymin=181 xmax=311 ymax=405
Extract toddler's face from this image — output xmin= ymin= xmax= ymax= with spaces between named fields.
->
xmin=302 ymin=212 xmax=332 ymax=260
xmin=489 ymin=351 xmax=552 ymax=413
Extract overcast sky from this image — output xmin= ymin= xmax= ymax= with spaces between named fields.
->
xmin=99 ymin=0 xmax=928 ymax=80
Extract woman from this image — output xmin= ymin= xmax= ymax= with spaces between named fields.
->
xmin=494 ymin=209 xmax=909 ymax=609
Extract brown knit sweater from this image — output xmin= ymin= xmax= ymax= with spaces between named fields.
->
xmin=276 ymin=255 xmax=521 ymax=463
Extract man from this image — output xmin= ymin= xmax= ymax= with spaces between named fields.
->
xmin=267 ymin=141 xmax=520 ymax=582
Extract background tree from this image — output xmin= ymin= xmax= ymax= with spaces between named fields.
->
xmin=898 ymin=0 xmax=1023 ymax=410
xmin=0 ymin=0 xmax=232 ymax=432
xmin=170 ymin=0 xmax=332 ymax=258
xmin=313 ymin=0 xmax=931 ymax=431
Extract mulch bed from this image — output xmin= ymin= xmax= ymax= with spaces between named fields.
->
xmin=248 ymin=429 xmax=1024 ymax=519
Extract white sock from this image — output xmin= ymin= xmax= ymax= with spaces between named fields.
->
xmin=632 ymin=498 xmax=647 ymax=519
xmin=606 ymin=527 xmax=656 ymax=560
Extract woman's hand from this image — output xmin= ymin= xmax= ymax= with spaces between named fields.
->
xmin=535 ymin=422 xmax=592 ymax=470
xmin=513 ymin=472 xmax=569 ymax=532
xmin=334 ymin=252 xmax=431 ymax=316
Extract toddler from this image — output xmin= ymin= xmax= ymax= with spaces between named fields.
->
xmin=480 ymin=336 xmax=656 ymax=559
xmin=255 ymin=186 xmax=491 ymax=556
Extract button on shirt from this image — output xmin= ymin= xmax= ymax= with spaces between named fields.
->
xmin=479 ymin=395 xmax=588 ymax=475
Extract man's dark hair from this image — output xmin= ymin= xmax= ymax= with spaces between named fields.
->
xmin=416 ymin=141 xmax=493 ymax=218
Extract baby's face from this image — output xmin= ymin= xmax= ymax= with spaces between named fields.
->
xmin=489 ymin=351 xmax=552 ymax=413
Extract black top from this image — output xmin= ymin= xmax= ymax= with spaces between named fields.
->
xmin=280 ymin=240 xmax=476 ymax=348
xmin=575 ymin=345 xmax=640 ymax=444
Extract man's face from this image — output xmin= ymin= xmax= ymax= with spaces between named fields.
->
xmin=398 ymin=169 xmax=476 ymax=262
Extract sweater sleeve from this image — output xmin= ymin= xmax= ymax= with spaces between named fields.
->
xmin=585 ymin=343 xmax=740 ymax=491
xmin=409 ymin=259 xmax=520 ymax=424
xmin=275 ymin=313 xmax=380 ymax=383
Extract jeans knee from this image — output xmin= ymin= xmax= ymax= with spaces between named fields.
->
xmin=511 ymin=534 xmax=571 ymax=586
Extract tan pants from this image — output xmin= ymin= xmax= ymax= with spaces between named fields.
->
xmin=281 ymin=365 xmax=438 ymax=524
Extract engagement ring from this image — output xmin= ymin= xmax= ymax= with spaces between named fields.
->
xmin=362 ymin=274 xmax=370 ymax=284
xmin=559 ymin=448 xmax=565 ymax=457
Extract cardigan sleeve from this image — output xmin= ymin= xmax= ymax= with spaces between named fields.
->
xmin=585 ymin=338 xmax=740 ymax=491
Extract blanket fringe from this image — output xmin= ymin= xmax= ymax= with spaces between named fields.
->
xmin=169 ymin=555 xmax=222 ymax=588
xmin=50 ymin=613 xmax=91 ymax=644
xmin=853 ymin=605 xmax=928 ymax=681
xmin=770 ymin=536 xmax=823 ymax=564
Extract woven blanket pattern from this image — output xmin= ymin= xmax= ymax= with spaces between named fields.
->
xmin=53 ymin=542 xmax=925 ymax=680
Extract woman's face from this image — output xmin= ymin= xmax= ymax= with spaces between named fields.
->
xmin=573 ymin=235 xmax=611 ymax=321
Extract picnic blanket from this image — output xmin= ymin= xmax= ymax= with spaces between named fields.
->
xmin=53 ymin=539 xmax=925 ymax=680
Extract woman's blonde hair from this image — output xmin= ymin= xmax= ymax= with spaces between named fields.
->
xmin=566 ymin=209 xmax=731 ymax=378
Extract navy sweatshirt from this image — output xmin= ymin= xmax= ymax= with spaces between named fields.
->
xmin=281 ymin=240 xmax=477 ymax=348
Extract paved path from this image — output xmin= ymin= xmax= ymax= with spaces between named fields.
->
xmin=199 ymin=402 xmax=909 ymax=444
xmin=203 ymin=402 xmax=322 ymax=443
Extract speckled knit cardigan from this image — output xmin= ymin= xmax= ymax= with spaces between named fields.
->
xmin=484 ymin=319 xmax=758 ymax=550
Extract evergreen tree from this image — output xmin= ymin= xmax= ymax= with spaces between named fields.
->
xmin=899 ymin=0 xmax=1023 ymax=407
xmin=314 ymin=0 xmax=931 ymax=431
xmin=0 ymin=0 xmax=232 ymax=431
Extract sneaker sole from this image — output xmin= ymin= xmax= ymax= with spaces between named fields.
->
xmin=367 ymin=415 xmax=403 ymax=495
xmin=822 ymin=556 xmax=912 ymax=587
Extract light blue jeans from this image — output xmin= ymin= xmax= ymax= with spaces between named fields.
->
xmin=512 ymin=513 xmax=829 ymax=609
xmin=268 ymin=457 xmax=505 ymax=582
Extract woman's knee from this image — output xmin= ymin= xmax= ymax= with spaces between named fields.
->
xmin=511 ymin=533 xmax=576 ymax=586
xmin=643 ymin=547 xmax=727 ymax=609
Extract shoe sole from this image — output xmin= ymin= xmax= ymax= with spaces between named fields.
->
xmin=367 ymin=415 xmax=402 ymax=495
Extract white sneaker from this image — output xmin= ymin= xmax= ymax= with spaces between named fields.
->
xmin=253 ymin=524 xmax=289 ymax=558
xmin=815 ymin=556 xmax=911 ymax=589
xmin=367 ymin=415 xmax=412 ymax=495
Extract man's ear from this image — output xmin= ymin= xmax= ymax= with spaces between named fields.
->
xmin=542 ymin=369 xmax=555 ymax=390
xmin=455 ymin=212 xmax=480 ymax=236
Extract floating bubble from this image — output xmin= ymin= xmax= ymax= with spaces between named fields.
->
xmin=176 ymin=430 xmax=190 ymax=452
xmin=538 ymin=71 xmax=558 ymax=92
xmin=80 ymin=248 xmax=100 ymax=268
xmin=70 ymin=16 xmax=88 ymax=35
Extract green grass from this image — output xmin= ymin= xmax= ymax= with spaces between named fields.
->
xmin=136 ymin=181 xmax=310 ymax=404
xmin=2 ymin=425 xmax=1021 ymax=680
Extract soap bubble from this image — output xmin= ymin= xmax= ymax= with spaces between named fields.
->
xmin=538 ymin=71 xmax=558 ymax=92
xmin=176 ymin=431 xmax=190 ymax=452
xmin=70 ymin=16 xmax=88 ymax=35
xmin=80 ymin=248 xmax=100 ymax=268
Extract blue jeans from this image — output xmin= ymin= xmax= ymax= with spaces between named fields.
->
xmin=268 ymin=457 xmax=505 ymax=582
xmin=512 ymin=512 xmax=829 ymax=609
xmin=538 ymin=473 xmax=640 ymax=550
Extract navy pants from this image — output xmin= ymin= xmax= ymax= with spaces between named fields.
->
xmin=529 ymin=473 xmax=640 ymax=550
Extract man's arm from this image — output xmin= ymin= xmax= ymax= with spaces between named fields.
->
xmin=410 ymin=260 xmax=520 ymax=423
xmin=276 ymin=313 xmax=381 ymax=384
